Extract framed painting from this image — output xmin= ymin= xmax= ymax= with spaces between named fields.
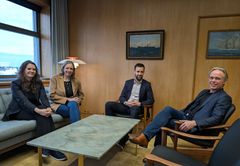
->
xmin=207 ymin=30 xmax=240 ymax=58
xmin=126 ymin=30 xmax=164 ymax=60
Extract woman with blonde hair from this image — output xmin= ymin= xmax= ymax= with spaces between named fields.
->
xmin=50 ymin=61 xmax=84 ymax=123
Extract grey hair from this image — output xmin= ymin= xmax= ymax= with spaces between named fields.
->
xmin=208 ymin=67 xmax=228 ymax=82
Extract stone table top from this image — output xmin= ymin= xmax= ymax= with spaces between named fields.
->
xmin=27 ymin=114 xmax=140 ymax=159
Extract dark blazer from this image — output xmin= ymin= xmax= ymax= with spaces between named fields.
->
xmin=119 ymin=79 xmax=154 ymax=106
xmin=2 ymin=79 xmax=50 ymax=121
xmin=182 ymin=89 xmax=232 ymax=130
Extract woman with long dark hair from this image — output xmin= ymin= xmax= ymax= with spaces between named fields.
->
xmin=3 ymin=60 xmax=67 ymax=161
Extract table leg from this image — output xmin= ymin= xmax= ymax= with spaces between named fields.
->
xmin=38 ymin=147 xmax=43 ymax=166
xmin=135 ymin=144 xmax=138 ymax=156
xmin=78 ymin=155 xmax=84 ymax=166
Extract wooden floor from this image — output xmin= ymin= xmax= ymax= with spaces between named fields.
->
xmin=0 ymin=145 xmax=79 ymax=166
xmin=0 ymin=143 xmax=152 ymax=166
xmin=0 ymin=138 xmax=210 ymax=166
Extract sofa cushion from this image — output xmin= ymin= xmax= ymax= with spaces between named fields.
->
xmin=0 ymin=113 xmax=66 ymax=142
xmin=0 ymin=120 xmax=36 ymax=142
xmin=52 ymin=113 xmax=65 ymax=123
xmin=0 ymin=114 xmax=3 ymax=120
xmin=0 ymin=88 xmax=12 ymax=114
xmin=1 ymin=92 xmax=12 ymax=109
xmin=0 ymin=98 xmax=5 ymax=115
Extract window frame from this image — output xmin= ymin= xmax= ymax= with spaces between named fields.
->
xmin=0 ymin=0 xmax=41 ymax=79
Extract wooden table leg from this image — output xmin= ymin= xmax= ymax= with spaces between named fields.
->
xmin=38 ymin=147 xmax=43 ymax=166
xmin=78 ymin=155 xmax=84 ymax=166
xmin=135 ymin=144 xmax=138 ymax=156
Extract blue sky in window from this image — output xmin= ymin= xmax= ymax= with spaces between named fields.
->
xmin=0 ymin=30 xmax=34 ymax=55
xmin=0 ymin=1 xmax=36 ymax=70
xmin=0 ymin=0 xmax=33 ymax=30
xmin=0 ymin=0 xmax=34 ymax=55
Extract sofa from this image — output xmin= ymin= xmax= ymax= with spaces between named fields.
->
xmin=0 ymin=87 xmax=69 ymax=154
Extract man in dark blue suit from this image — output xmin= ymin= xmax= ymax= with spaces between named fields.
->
xmin=130 ymin=67 xmax=232 ymax=147
xmin=105 ymin=63 xmax=154 ymax=118
xmin=105 ymin=63 xmax=154 ymax=148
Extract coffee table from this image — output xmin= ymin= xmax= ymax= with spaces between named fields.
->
xmin=27 ymin=114 xmax=140 ymax=166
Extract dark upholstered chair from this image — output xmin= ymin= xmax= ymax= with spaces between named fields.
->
xmin=160 ymin=104 xmax=235 ymax=155
xmin=144 ymin=118 xmax=240 ymax=166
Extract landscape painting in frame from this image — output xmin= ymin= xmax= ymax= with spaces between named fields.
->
xmin=207 ymin=30 xmax=240 ymax=58
xmin=126 ymin=30 xmax=164 ymax=59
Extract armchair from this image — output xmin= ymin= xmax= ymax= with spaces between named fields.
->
xmin=144 ymin=118 xmax=240 ymax=166
xmin=160 ymin=104 xmax=235 ymax=156
xmin=115 ymin=104 xmax=153 ymax=129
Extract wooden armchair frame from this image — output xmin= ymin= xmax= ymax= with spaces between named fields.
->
xmin=161 ymin=124 xmax=229 ymax=155
xmin=161 ymin=104 xmax=235 ymax=156
xmin=115 ymin=104 xmax=154 ymax=129
xmin=142 ymin=104 xmax=154 ymax=128
xmin=144 ymin=153 xmax=182 ymax=166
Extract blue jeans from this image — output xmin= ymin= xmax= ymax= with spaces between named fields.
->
xmin=143 ymin=106 xmax=186 ymax=146
xmin=56 ymin=101 xmax=80 ymax=123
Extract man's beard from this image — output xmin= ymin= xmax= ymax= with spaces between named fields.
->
xmin=135 ymin=75 xmax=143 ymax=81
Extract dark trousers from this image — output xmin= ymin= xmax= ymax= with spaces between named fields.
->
xmin=105 ymin=101 xmax=142 ymax=146
xmin=105 ymin=101 xmax=142 ymax=119
xmin=11 ymin=109 xmax=55 ymax=137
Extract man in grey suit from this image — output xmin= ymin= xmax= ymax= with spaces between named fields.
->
xmin=130 ymin=67 xmax=232 ymax=148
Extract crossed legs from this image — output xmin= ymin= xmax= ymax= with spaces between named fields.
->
xmin=56 ymin=101 xmax=81 ymax=123
xmin=130 ymin=106 xmax=186 ymax=147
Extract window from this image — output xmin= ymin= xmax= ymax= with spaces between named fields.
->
xmin=0 ymin=0 xmax=41 ymax=77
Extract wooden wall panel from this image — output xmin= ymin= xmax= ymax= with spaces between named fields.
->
xmin=68 ymin=0 xmax=240 ymax=119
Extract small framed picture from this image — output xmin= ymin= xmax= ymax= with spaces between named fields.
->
xmin=126 ymin=30 xmax=165 ymax=60
xmin=207 ymin=30 xmax=240 ymax=58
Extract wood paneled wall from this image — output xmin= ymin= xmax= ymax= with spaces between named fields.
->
xmin=68 ymin=0 xmax=240 ymax=123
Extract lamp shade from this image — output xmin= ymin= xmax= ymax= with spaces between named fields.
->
xmin=58 ymin=56 xmax=86 ymax=68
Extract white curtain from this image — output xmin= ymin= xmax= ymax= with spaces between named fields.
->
xmin=51 ymin=0 xmax=69 ymax=75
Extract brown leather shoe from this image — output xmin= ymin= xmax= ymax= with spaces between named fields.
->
xmin=129 ymin=133 xmax=148 ymax=148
